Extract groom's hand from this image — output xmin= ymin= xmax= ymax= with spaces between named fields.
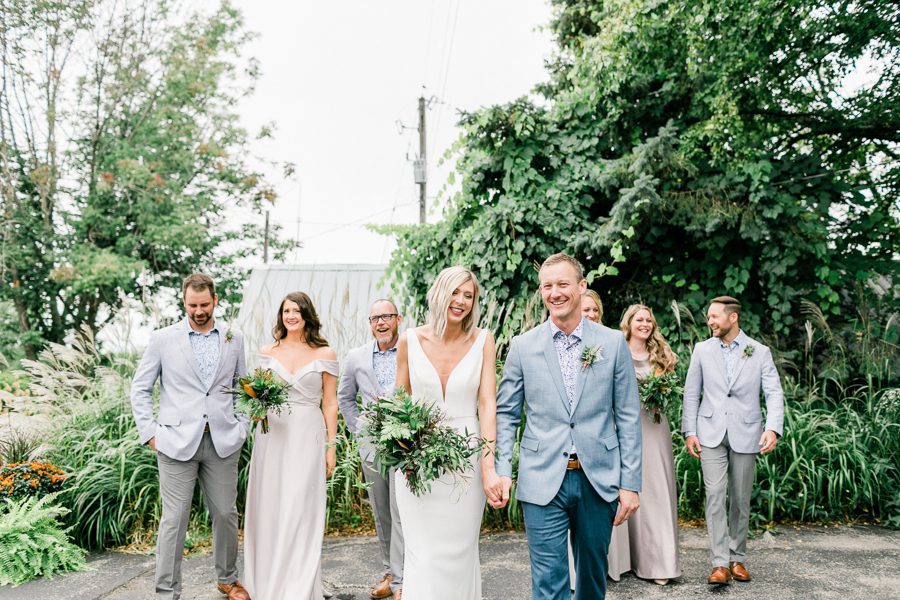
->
xmin=482 ymin=469 xmax=504 ymax=508
xmin=685 ymin=435 xmax=701 ymax=459
xmin=148 ymin=437 xmax=157 ymax=453
xmin=759 ymin=430 xmax=778 ymax=454
xmin=613 ymin=489 xmax=640 ymax=526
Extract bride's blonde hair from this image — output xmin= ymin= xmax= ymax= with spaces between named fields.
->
xmin=426 ymin=266 xmax=480 ymax=339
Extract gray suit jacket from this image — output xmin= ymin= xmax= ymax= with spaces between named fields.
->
xmin=496 ymin=319 xmax=642 ymax=505
xmin=131 ymin=318 xmax=249 ymax=461
xmin=681 ymin=331 xmax=784 ymax=454
xmin=337 ymin=341 xmax=385 ymax=461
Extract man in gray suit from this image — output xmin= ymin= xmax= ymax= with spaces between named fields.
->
xmin=495 ymin=253 xmax=642 ymax=600
xmin=682 ymin=296 xmax=784 ymax=585
xmin=131 ymin=274 xmax=250 ymax=600
xmin=337 ymin=299 xmax=404 ymax=600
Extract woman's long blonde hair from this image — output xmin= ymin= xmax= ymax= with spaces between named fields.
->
xmin=426 ymin=266 xmax=480 ymax=339
xmin=619 ymin=304 xmax=677 ymax=373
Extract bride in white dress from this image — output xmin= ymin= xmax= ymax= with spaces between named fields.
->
xmin=394 ymin=266 xmax=502 ymax=600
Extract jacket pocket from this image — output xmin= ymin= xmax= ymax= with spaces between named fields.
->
xmin=602 ymin=434 xmax=619 ymax=450
xmin=520 ymin=435 xmax=540 ymax=452
xmin=700 ymin=406 xmax=714 ymax=418
xmin=157 ymin=413 xmax=181 ymax=426
xmin=743 ymin=412 xmax=762 ymax=424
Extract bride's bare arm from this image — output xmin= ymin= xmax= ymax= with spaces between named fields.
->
xmin=396 ymin=332 xmax=411 ymax=394
xmin=477 ymin=331 xmax=503 ymax=506
xmin=321 ymin=348 xmax=338 ymax=478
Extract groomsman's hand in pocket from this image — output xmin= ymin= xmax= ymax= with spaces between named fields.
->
xmin=613 ymin=489 xmax=640 ymax=526
xmin=148 ymin=437 xmax=157 ymax=453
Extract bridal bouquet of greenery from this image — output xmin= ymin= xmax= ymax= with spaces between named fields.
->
xmin=233 ymin=368 xmax=289 ymax=434
xmin=360 ymin=389 xmax=485 ymax=496
xmin=638 ymin=370 xmax=683 ymax=424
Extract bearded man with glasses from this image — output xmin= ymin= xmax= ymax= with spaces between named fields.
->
xmin=337 ymin=299 xmax=405 ymax=600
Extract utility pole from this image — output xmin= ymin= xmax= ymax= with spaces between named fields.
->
xmin=263 ymin=210 xmax=269 ymax=263
xmin=415 ymin=96 xmax=427 ymax=224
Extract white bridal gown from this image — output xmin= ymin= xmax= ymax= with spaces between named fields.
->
xmin=244 ymin=355 xmax=339 ymax=600
xmin=395 ymin=328 xmax=487 ymax=600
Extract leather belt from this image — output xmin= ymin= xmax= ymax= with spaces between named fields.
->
xmin=203 ymin=423 xmax=210 ymax=433
xmin=566 ymin=455 xmax=582 ymax=470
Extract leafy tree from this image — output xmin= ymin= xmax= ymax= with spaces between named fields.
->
xmin=384 ymin=0 xmax=899 ymax=351
xmin=0 ymin=0 xmax=293 ymax=357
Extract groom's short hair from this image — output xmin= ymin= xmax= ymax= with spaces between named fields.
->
xmin=540 ymin=253 xmax=584 ymax=280
xmin=710 ymin=295 xmax=741 ymax=316
xmin=182 ymin=273 xmax=216 ymax=299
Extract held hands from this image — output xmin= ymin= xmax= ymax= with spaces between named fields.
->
xmin=613 ymin=489 xmax=640 ymax=526
xmin=685 ymin=435 xmax=702 ymax=459
xmin=482 ymin=469 xmax=508 ymax=508
xmin=759 ymin=430 xmax=778 ymax=454
xmin=485 ymin=474 xmax=513 ymax=509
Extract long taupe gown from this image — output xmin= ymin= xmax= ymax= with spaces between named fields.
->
xmin=244 ymin=355 xmax=339 ymax=600
xmin=607 ymin=356 xmax=681 ymax=581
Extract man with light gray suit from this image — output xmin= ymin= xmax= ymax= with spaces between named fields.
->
xmin=337 ymin=299 xmax=404 ymax=600
xmin=682 ymin=296 xmax=784 ymax=586
xmin=494 ymin=253 xmax=642 ymax=600
xmin=131 ymin=274 xmax=250 ymax=600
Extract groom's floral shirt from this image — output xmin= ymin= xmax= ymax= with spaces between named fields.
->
xmin=549 ymin=318 xmax=584 ymax=406
xmin=718 ymin=330 xmax=747 ymax=387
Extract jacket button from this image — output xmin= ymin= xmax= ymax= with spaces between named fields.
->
xmin=570 ymin=423 xmax=575 ymax=428
xmin=563 ymin=451 xmax=569 ymax=457
xmin=202 ymin=414 xmax=207 ymax=419
xmin=206 ymin=392 xmax=210 ymax=397
xmin=727 ymin=392 xmax=732 ymax=397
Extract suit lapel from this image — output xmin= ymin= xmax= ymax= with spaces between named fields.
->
xmin=572 ymin=323 xmax=594 ymax=414
xmin=541 ymin=322 xmax=571 ymax=414
xmin=728 ymin=336 xmax=750 ymax=391
xmin=177 ymin=320 xmax=205 ymax=384
xmin=711 ymin=338 xmax=729 ymax=388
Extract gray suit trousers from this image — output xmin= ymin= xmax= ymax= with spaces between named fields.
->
xmin=700 ymin=433 xmax=756 ymax=568
xmin=362 ymin=458 xmax=404 ymax=591
xmin=156 ymin=432 xmax=241 ymax=599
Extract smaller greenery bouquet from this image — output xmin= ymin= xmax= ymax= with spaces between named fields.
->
xmin=638 ymin=370 xmax=683 ymax=424
xmin=360 ymin=389 xmax=486 ymax=497
xmin=233 ymin=368 xmax=289 ymax=434
xmin=0 ymin=462 xmax=67 ymax=501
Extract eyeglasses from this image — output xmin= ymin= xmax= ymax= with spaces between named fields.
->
xmin=368 ymin=313 xmax=399 ymax=324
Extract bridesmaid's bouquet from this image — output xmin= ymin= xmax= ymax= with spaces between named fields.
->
xmin=638 ymin=370 xmax=683 ymax=424
xmin=359 ymin=389 xmax=486 ymax=496
xmin=232 ymin=368 xmax=290 ymax=434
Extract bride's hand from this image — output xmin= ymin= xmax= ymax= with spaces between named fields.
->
xmin=482 ymin=468 xmax=504 ymax=508
xmin=325 ymin=446 xmax=336 ymax=478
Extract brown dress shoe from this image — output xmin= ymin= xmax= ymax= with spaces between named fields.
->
xmin=371 ymin=573 xmax=392 ymax=599
xmin=217 ymin=581 xmax=250 ymax=600
xmin=707 ymin=566 xmax=733 ymax=585
xmin=730 ymin=561 xmax=752 ymax=581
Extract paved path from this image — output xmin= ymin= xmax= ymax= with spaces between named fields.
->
xmin=2 ymin=525 xmax=898 ymax=599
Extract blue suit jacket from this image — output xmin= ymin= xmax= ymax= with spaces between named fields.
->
xmin=495 ymin=319 xmax=642 ymax=504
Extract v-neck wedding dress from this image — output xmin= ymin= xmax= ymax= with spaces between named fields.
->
xmin=395 ymin=327 xmax=487 ymax=599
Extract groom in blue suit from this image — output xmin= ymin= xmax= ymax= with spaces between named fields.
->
xmin=494 ymin=253 xmax=642 ymax=600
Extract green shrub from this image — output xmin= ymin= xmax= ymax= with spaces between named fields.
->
xmin=0 ymin=494 xmax=87 ymax=586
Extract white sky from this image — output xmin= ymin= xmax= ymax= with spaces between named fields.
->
xmin=231 ymin=0 xmax=555 ymax=265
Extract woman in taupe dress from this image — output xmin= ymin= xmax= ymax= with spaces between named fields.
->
xmin=606 ymin=304 xmax=682 ymax=585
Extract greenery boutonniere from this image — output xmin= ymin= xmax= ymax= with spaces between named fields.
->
xmin=743 ymin=344 xmax=755 ymax=358
xmin=580 ymin=345 xmax=602 ymax=370
xmin=225 ymin=329 xmax=234 ymax=343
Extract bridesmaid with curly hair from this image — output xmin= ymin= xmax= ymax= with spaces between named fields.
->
xmin=606 ymin=304 xmax=681 ymax=585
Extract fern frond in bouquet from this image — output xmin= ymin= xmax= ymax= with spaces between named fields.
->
xmin=360 ymin=389 xmax=486 ymax=496
xmin=232 ymin=368 xmax=289 ymax=434
xmin=638 ymin=370 xmax=683 ymax=424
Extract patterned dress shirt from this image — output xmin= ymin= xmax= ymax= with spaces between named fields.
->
xmin=719 ymin=332 xmax=743 ymax=387
xmin=188 ymin=321 xmax=220 ymax=391
xmin=372 ymin=340 xmax=398 ymax=396
xmin=549 ymin=318 xmax=584 ymax=406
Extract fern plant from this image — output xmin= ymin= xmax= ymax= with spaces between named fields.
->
xmin=0 ymin=493 xmax=87 ymax=586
